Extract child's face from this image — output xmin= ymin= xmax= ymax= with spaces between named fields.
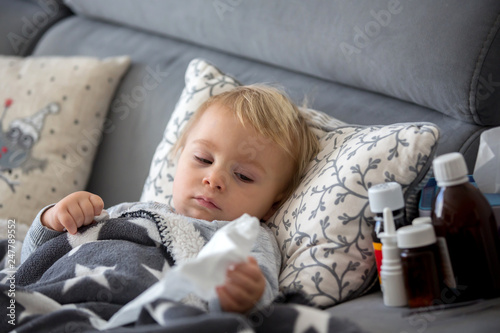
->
xmin=172 ymin=104 xmax=293 ymax=222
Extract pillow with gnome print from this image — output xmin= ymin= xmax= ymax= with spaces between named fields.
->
xmin=0 ymin=55 xmax=130 ymax=240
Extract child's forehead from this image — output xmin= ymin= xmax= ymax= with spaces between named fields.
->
xmin=197 ymin=103 xmax=245 ymax=127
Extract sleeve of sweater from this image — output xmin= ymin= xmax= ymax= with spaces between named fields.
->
xmin=20 ymin=204 xmax=63 ymax=264
xmin=251 ymin=224 xmax=282 ymax=309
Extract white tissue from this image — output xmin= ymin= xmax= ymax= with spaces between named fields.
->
xmin=179 ymin=213 xmax=259 ymax=298
xmin=102 ymin=213 xmax=259 ymax=330
xmin=473 ymin=127 xmax=500 ymax=194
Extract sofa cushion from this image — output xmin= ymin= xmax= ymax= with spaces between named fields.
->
xmin=141 ymin=58 xmax=440 ymax=307
xmin=0 ymin=55 xmax=130 ymax=233
xmin=63 ymin=0 xmax=500 ymax=126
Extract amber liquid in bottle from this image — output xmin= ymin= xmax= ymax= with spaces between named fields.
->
xmin=400 ymin=243 xmax=444 ymax=308
xmin=431 ymin=182 xmax=500 ymax=303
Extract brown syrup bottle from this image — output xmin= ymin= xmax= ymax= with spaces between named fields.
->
xmin=431 ymin=152 xmax=500 ymax=303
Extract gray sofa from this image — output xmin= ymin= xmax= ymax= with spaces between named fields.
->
xmin=2 ymin=0 xmax=500 ymax=332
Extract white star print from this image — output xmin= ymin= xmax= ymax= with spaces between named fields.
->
xmin=128 ymin=217 xmax=163 ymax=244
xmin=292 ymin=304 xmax=330 ymax=333
xmin=62 ymin=264 xmax=116 ymax=294
xmin=16 ymin=290 xmax=109 ymax=327
xmin=67 ymin=222 xmax=105 ymax=249
xmin=16 ymin=290 xmax=62 ymax=322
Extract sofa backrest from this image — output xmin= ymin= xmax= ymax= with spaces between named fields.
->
xmin=0 ymin=0 xmax=72 ymax=56
xmin=64 ymin=0 xmax=500 ymax=126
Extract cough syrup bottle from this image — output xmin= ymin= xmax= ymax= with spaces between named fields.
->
xmin=398 ymin=224 xmax=443 ymax=308
xmin=431 ymin=152 xmax=500 ymax=302
xmin=368 ymin=182 xmax=407 ymax=285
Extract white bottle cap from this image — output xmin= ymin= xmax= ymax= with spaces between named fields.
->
xmin=397 ymin=224 xmax=436 ymax=249
xmin=368 ymin=182 xmax=404 ymax=213
xmin=412 ymin=217 xmax=432 ymax=226
xmin=432 ymin=152 xmax=469 ymax=187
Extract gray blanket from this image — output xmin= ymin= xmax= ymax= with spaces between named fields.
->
xmin=0 ymin=213 xmax=366 ymax=332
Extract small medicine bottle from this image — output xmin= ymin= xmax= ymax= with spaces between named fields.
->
xmin=431 ymin=152 xmax=500 ymax=302
xmin=368 ymin=182 xmax=407 ymax=284
xmin=397 ymin=224 xmax=444 ymax=308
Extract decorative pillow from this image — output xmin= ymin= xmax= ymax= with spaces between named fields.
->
xmin=0 ymin=55 xmax=131 ymax=237
xmin=267 ymin=123 xmax=439 ymax=307
xmin=141 ymin=58 xmax=440 ymax=307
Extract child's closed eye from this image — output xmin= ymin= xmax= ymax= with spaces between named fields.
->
xmin=195 ymin=156 xmax=212 ymax=164
xmin=235 ymin=173 xmax=253 ymax=183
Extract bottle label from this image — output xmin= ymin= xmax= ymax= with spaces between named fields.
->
xmin=437 ymin=237 xmax=457 ymax=288
xmin=373 ymin=241 xmax=382 ymax=284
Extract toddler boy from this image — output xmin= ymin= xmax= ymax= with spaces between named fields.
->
xmin=21 ymin=85 xmax=320 ymax=314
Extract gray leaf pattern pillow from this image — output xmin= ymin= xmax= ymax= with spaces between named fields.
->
xmin=267 ymin=123 xmax=439 ymax=307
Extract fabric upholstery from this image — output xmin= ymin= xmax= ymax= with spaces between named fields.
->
xmin=32 ymin=17 xmax=484 ymax=205
xmin=63 ymin=0 xmax=500 ymax=126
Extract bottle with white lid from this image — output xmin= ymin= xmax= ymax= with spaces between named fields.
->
xmin=412 ymin=216 xmax=456 ymax=288
xmin=397 ymin=223 xmax=443 ymax=308
xmin=431 ymin=152 xmax=500 ymax=302
xmin=368 ymin=182 xmax=407 ymax=285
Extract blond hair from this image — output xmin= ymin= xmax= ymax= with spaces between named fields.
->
xmin=172 ymin=85 xmax=320 ymax=206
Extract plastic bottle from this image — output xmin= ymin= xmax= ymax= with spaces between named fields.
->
xmin=431 ymin=152 xmax=500 ymax=302
xmin=411 ymin=216 xmax=456 ymax=288
xmin=379 ymin=208 xmax=407 ymax=307
xmin=368 ymin=182 xmax=407 ymax=284
xmin=397 ymin=224 xmax=443 ymax=308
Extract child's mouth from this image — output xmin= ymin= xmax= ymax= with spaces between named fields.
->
xmin=195 ymin=196 xmax=221 ymax=210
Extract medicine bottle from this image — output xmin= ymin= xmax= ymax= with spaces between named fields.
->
xmin=397 ymin=224 xmax=443 ymax=308
xmin=380 ymin=208 xmax=407 ymax=307
xmin=431 ymin=152 xmax=500 ymax=302
xmin=368 ymin=182 xmax=407 ymax=284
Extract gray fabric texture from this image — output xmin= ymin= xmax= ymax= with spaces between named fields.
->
xmin=0 ymin=0 xmax=71 ymax=56
xmin=62 ymin=0 xmax=500 ymax=126
xmin=33 ymin=16 xmax=485 ymax=206
xmin=327 ymin=290 xmax=500 ymax=333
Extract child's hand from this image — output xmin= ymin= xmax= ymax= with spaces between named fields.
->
xmin=41 ymin=191 xmax=104 ymax=235
xmin=216 ymin=256 xmax=266 ymax=313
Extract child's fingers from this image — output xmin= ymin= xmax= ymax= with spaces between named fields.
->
xmin=223 ymin=282 xmax=251 ymax=303
xmin=248 ymin=256 xmax=258 ymax=265
xmin=56 ymin=209 xmax=78 ymax=234
xmin=232 ymin=257 xmax=264 ymax=282
xmin=89 ymin=194 xmax=104 ymax=216
xmin=216 ymin=286 xmax=247 ymax=313
xmin=66 ymin=202 xmax=86 ymax=227
xmin=78 ymin=198 xmax=98 ymax=226
xmin=226 ymin=267 xmax=260 ymax=295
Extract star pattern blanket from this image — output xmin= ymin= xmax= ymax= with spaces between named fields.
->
xmin=0 ymin=212 xmax=366 ymax=333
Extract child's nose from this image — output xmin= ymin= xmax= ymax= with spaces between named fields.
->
xmin=203 ymin=170 xmax=226 ymax=191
